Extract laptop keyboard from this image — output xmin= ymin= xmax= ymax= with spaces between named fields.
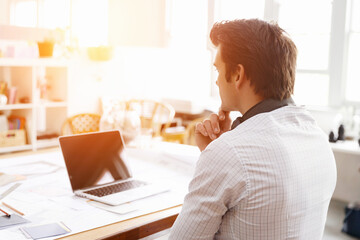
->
xmin=84 ymin=180 xmax=147 ymax=197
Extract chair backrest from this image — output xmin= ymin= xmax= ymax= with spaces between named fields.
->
xmin=125 ymin=99 xmax=175 ymax=137
xmin=61 ymin=113 xmax=101 ymax=135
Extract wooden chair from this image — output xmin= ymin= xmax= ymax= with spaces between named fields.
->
xmin=124 ymin=99 xmax=175 ymax=137
xmin=61 ymin=113 xmax=101 ymax=136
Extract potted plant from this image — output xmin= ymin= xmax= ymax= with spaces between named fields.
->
xmin=37 ymin=37 xmax=55 ymax=58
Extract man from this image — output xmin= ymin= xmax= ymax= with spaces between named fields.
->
xmin=169 ymin=19 xmax=337 ymax=239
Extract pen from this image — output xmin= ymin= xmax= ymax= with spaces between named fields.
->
xmin=2 ymin=202 xmax=24 ymax=216
xmin=0 ymin=207 xmax=10 ymax=217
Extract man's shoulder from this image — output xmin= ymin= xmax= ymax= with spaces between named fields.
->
xmin=203 ymin=134 xmax=234 ymax=155
xmin=233 ymin=105 xmax=315 ymax=132
xmin=212 ymin=105 xmax=322 ymax=149
xmin=201 ymin=105 xmax=321 ymax=160
xmin=200 ymin=134 xmax=241 ymax=166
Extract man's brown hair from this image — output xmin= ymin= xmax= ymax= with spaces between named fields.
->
xmin=210 ymin=19 xmax=297 ymax=100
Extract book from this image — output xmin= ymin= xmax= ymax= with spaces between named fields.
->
xmin=7 ymin=116 xmax=26 ymax=130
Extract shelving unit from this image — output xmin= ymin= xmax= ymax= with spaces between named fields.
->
xmin=0 ymin=58 xmax=69 ymax=153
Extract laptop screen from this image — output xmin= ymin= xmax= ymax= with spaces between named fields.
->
xmin=59 ymin=130 xmax=132 ymax=191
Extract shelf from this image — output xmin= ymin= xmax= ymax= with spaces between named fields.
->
xmin=330 ymin=140 xmax=360 ymax=156
xmin=0 ymin=58 xmax=70 ymax=67
xmin=36 ymin=138 xmax=59 ymax=148
xmin=39 ymin=101 xmax=67 ymax=108
xmin=0 ymin=102 xmax=67 ymax=110
xmin=0 ymin=60 xmax=68 ymax=154
xmin=0 ymin=144 xmax=33 ymax=154
xmin=0 ymin=103 xmax=33 ymax=110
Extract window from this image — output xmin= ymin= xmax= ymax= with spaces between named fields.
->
xmin=167 ymin=0 xmax=208 ymax=49
xmin=278 ymin=1 xmax=332 ymax=71
xmin=10 ymin=0 xmax=71 ymax=29
xmin=9 ymin=0 xmax=108 ymax=47
xmin=10 ymin=0 xmax=37 ymax=27
xmin=277 ymin=0 xmax=332 ymax=106
xmin=210 ymin=0 xmax=360 ymax=107
xmin=71 ymin=0 xmax=108 ymax=47
xmin=210 ymin=0 xmax=333 ymax=106
xmin=345 ymin=0 xmax=360 ymax=102
xmin=214 ymin=0 xmax=265 ymax=21
xmin=40 ymin=0 xmax=71 ymax=29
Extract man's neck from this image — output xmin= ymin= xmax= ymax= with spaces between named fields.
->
xmin=238 ymin=94 xmax=264 ymax=115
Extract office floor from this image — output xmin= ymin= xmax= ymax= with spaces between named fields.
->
xmin=154 ymin=200 xmax=358 ymax=240
xmin=323 ymin=200 xmax=358 ymax=240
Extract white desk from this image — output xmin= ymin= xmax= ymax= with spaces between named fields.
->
xmin=330 ymin=140 xmax=360 ymax=156
xmin=329 ymin=140 xmax=360 ymax=203
xmin=0 ymin=142 xmax=200 ymax=239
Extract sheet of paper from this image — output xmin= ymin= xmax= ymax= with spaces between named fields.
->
xmin=151 ymin=141 xmax=200 ymax=165
xmin=0 ymin=229 xmax=23 ymax=239
xmin=88 ymin=201 xmax=139 ymax=214
xmin=49 ymin=196 xmax=93 ymax=211
xmin=3 ymin=161 xmax=63 ymax=177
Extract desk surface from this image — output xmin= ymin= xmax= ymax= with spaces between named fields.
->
xmin=0 ymin=142 xmax=200 ymax=240
xmin=329 ymin=140 xmax=360 ymax=156
xmin=1 ymin=138 xmax=357 ymax=239
xmin=58 ymin=205 xmax=182 ymax=240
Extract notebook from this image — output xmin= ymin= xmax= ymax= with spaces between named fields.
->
xmin=59 ymin=130 xmax=168 ymax=206
xmin=20 ymin=222 xmax=71 ymax=239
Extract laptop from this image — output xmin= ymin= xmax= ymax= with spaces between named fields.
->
xmin=59 ymin=130 xmax=168 ymax=206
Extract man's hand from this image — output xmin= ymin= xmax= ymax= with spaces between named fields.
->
xmin=195 ymin=110 xmax=232 ymax=151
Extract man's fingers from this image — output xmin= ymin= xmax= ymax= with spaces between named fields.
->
xmin=209 ymin=114 xmax=220 ymax=134
xmin=217 ymin=109 xmax=232 ymax=133
xmin=195 ymin=112 xmax=227 ymax=141
xmin=218 ymin=109 xmax=229 ymax=120
xmin=203 ymin=119 xmax=217 ymax=140
xmin=195 ymin=122 xmax=208 ymax=136
xmin=219 ymin=110 xmax=225 ymax=120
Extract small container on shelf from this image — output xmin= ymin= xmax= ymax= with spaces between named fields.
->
xmin=0 ymin=115 xmax=27 ymax=148
xmin=37 ymin=41 xmax=55 ymax=58
xmin=0 ymin=94 xmax=7 ymax=105
xmin=0 ymin=129 xmax=26 ymax=147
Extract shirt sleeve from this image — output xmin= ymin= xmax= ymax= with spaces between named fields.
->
xmin=169 ymin=139 xmax=248 ymax=240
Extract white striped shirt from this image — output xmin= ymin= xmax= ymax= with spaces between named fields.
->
xmin=169 ymin=106 xmax=337 ymax=240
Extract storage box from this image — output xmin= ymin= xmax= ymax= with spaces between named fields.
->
xmin=0 ymin=129 xmax=26 ymax=147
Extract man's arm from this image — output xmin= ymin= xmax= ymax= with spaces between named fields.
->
xmin=169 ymin=142 xmax=247 ymax=240
xmin=195 ymin=110 xmax=232 ymax=151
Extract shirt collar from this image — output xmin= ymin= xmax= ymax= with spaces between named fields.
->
xmin=231 ymin=97 xmax=295 ymax=130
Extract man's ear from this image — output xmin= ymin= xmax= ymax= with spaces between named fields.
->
xmin=235 ymin=64 xmax=246 ymax=90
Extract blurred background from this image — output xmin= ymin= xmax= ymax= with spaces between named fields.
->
xmin=1 ymin=0 xmax=359 ymax=111
xmin=1 ymin=1 xmax=360 ymax=239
